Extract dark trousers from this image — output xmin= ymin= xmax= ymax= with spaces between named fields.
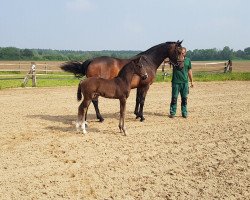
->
xmin=170 ymin=82 xmax=189 ymax=116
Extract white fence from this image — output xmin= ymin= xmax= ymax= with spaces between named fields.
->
xmin=0 ymin=62 xmax=63 ymax=73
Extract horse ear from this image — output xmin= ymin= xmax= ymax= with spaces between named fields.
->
xmin=177 ymin=40 xmax=183 ymax=45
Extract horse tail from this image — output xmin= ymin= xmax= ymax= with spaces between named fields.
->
xmin=77 ymin=82 xmax=82 ymax=101
xmin=60 ymin=59 xmax=92 ymax=77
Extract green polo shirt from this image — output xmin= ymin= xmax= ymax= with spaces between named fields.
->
xmin=171 ymin=57 xmax=192 ymax=83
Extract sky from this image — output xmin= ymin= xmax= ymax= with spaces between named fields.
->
xmin=0 ymin=0 xmax=249 ymax=51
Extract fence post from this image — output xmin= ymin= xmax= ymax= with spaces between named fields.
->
xmin=31 ymin=62 xmax=37 ymax=87
xmin=45 ymin=62 xmax=47 ymax=74
xmin=22 ymin=62 xmax=37 ymax=87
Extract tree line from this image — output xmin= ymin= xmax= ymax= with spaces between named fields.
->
xmin=0 ymin=46 xmax=249 ymax=61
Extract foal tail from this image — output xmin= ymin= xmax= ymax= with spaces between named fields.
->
xmin=77 ymin=83 xmax=82 ymax=101
xmin=60 ymin=59 xmax=92 ymax=77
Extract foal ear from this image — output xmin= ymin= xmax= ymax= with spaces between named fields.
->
xmin=134 ymin=56 xmax=141 ymax=64
xmin=138 ymin=55 xmax=147 ymax=63
xmin=131 ymin=60 xmax=136 ymax=65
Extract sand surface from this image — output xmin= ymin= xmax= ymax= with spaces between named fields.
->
xmin=0 ymin=82 xmax=249 ymax=200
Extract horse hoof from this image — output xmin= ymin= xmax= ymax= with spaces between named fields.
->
xmin=83 ymin=129 xmax=87 ymax=134
xmin=140 ymin=117 xmax=145 ymax=122
xmin=99 ymin=118 xmax=104 ymax=123
xmin=136 ymin=115 xmax=140 ymax=119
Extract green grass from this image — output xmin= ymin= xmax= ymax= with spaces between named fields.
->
xmin=0 ymin=73 xmax=81 ymax=90
xmin=156 ymin=72 xmax=250 ymax=82
xmin=192 ymin=72 xmax=250 ymax=81
xmin=0 ymin=72 xmax=249 ymax=90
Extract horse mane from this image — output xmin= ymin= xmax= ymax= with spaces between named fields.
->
xmin=137 ymin=42 xmax=176 ymax=56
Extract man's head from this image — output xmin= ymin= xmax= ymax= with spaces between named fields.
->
xmin=181 ymin=47 xmax=187 ymax=58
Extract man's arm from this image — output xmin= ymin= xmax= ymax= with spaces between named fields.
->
xmin=188 ymin=69 xmax=194 ymax=87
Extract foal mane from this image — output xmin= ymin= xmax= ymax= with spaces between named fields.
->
xmin=116 ymin=59 xmax=136 ymax=78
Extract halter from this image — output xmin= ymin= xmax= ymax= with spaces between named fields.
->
xmin=169 ymin=43 xmax=183 ymax=69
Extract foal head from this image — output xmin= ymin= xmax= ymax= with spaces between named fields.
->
xmin=168 ymin=40 xmax=184 ymax=70
xmin=132 ymin=56 xmax=148 ymax=80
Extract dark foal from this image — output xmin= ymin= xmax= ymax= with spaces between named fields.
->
xmin=62 ymin=40 xmax=184 ymax=122
xmin=76 ymin=56 xmax=148 ymax=135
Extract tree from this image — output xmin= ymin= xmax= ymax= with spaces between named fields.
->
xmin=220 ymin=46 xmax=233 ymax=60
xmin=235 ymin=50 xmax=245 ymax=59
xmin=0 ymin=47 xmax=20 ymax=60
xmin=20 ymin=49 xmax=34 ymax=59
xmin=244 ymin=47 xmax=250 ymax=55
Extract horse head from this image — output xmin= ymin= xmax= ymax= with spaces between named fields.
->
xmin=169 ymin=40 xmax=185 ymax=70
xmin=132 ymin=56 xmax=148 ymax=80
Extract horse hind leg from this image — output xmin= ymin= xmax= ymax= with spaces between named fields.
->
xmin=92 ymin=98 xmax=104 ymax=122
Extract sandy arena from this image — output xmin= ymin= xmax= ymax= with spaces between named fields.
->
xmin=0 ymin=81 xmax=249 ymax=200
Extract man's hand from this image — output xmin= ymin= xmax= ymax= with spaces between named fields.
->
xmin=190 ymin=81 xmax=194 ymax=88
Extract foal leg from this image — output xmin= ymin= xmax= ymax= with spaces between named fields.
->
xmin=76 ymin=101 xmax=85 ymax=132
xmin=92 ymin=97 xmax=104 ymax=122
xmin=81 ymin=99 xmax=91 ymax=134
xmin=137 ymin=85 xmax=150 ymax=122
xmin=84 ymin=106 xmax=89 ymax=128
xmin=77 ymin=99 xmax=91 ymax=134
xmin=119 ymin=98 xmax=127 ymax=136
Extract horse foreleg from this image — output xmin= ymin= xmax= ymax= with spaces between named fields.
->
xmin=119 ymin=98 xmax=127 ymax=136
xmin=92 ymin=98 xmax=104 ymax=122
xmin=138 ymin=85 xmax=150 ymax=122
xmin=134 ymin=88 xmax=141 ymax=118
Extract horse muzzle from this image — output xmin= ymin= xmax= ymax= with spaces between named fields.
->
xmin=177 ymin=61 xmax=184 ymax=69
xmin=172 ymin=61 xmax=184 ymax=70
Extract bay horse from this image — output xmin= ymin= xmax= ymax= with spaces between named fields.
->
xmin=76 ymin=56 xmax=148 ymax=135
xmin=61 ymin=40 xmax=184 ymax=122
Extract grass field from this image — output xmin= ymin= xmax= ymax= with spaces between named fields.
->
xmin=0 ymin=60 xmax=249 ymax=89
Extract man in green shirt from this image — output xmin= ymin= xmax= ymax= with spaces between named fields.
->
xmin=170 ymin=47 xmax=194 ymax=118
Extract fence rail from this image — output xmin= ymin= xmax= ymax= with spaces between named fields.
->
xmin=0 ymin=61 xmax=230 ymax=82
xmin=0 ymin=62 xmax=63 ymax=73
